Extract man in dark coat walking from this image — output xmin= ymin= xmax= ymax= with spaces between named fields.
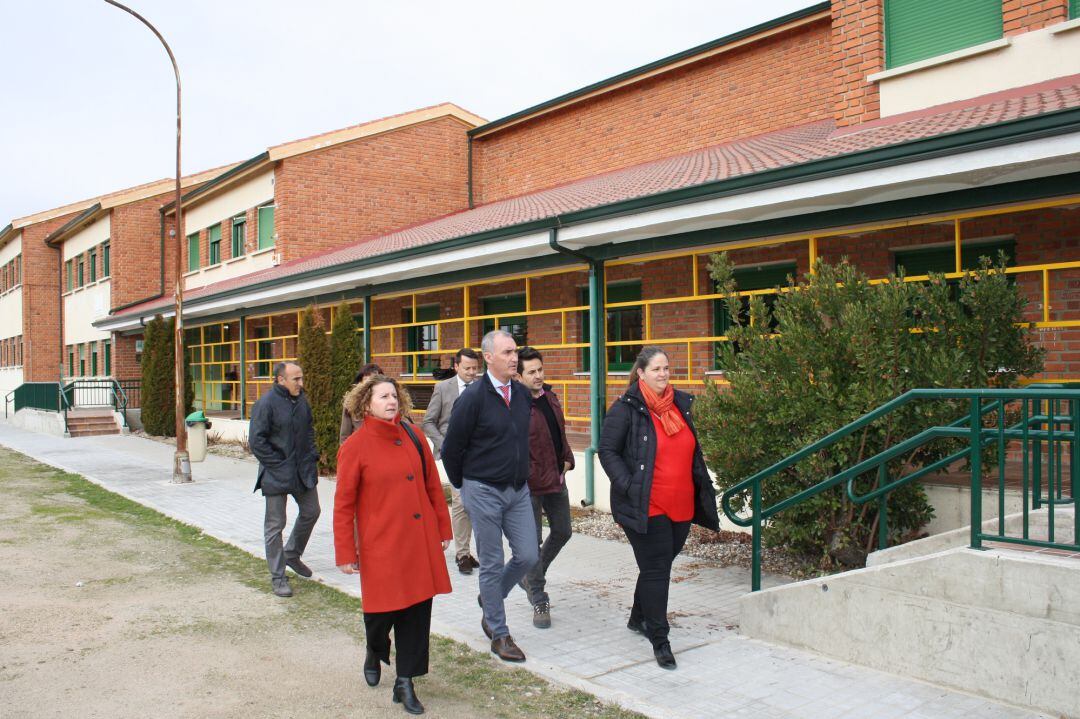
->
xmin=249 ymin=361 xmax=321 ymax=597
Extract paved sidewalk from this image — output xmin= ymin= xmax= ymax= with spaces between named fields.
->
xmin=0 ymin=423 xmax=1048 ymax=719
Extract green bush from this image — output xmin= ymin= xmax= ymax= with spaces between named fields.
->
xmin=139 ymin=315 xmax=194 ymax=438
xmin=297 ymin=306 xmax=336 ymax=474
xmin=695 ymin=256 xmax=1043 ymax=568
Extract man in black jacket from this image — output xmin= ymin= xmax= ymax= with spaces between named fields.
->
xmin=249 ymin=361 xmax=321 ymax=598
xmin=442 ymin=330 xmax=537 ymax=663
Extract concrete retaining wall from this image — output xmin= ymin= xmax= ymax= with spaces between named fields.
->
xmin=741 ymin=547 xmax=1080 ymax=717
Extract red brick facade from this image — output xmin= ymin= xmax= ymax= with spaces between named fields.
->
xmin=471 ymin=18 xmax=832 ymax=204
xmin=110 ymin=192 xmax=177 ymax=311
xmin=273 ymin=116 xmax=471 ymax=262
xmin=20 ymin=215 xmax=75 ymax=381
xmin=832 ymin=0 xmax=883 ymax=128
xmin=1003 ymin=0 xmax=1071 ymax=35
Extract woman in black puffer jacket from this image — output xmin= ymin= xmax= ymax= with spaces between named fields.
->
xmin=598 ymin=346 xmax=719 ymax=670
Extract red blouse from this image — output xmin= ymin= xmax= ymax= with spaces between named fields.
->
xmin=647 ymin=412 xmax=696 ymax=521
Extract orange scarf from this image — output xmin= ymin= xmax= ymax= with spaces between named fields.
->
xmin=638 ymin=379 xmax=685 ymax=436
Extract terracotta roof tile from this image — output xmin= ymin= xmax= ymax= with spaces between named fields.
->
xmin=113 ymin=76 xmax=1080 ymax=319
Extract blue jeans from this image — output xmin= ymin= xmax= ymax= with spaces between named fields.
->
xmin=460 ymin=480 xmax=539 ymax=639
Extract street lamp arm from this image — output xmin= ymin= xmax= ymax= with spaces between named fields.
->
xmin=102 ymin=0 xmax=181 ymax=90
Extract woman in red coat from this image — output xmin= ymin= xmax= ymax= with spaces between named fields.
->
xmin=335 ymin=375 xmax=452 ymax=715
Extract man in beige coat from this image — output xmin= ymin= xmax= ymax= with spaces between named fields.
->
xmin=423 ymin=347 xmax=481 ymax=573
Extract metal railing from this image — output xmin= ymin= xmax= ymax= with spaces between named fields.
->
xmin=9 ymin=382 xmax=74 ymax=435
xmin=63 ymin=379 xmax=130 ymax=429
xmin=117 ymin=379 xmax=140 ymax=409
xmin=721 ymin=387 xmax=1080 ymax=591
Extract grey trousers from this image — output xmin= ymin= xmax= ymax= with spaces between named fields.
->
xmin=460 ymin=479 xmax=538 ymax=639
xmin=522 ymin=486 xmax=573 ymax=606
xmin=264 ymin=487 xmax=321 ymax=580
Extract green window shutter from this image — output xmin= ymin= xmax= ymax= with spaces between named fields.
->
xmin=188 ymin=232 xmax=200 ymax=272
xmin=481 ymin=294 xmax=527 ymax=347
xmin=89 ymin=249 xmax=97 ymax=282
xmin=68 ymin=348 xmax=74 ymax=377
xmin=258 ymin=206 xmax=275 ymax=250
xmin=91 ymin=344 xmax=98 ymax=376
xmin=102 ymin=241 xmax=110 ymax=277
xmin=208 ymin=224 xmax=221 ymax=265
xmin=104 ymin=341 xmax=111 ymax=376
xmin=77 ymin=257 xmax=84 ymax=287
xmin=231 ymin=216 xmax=245 ymax=257
xmin=1072 ymin=0 xmax=1079 ymax=20
xmin=65 ymin=260 xmax=72 ymax=291
xmin=885 ymin=0 xmax=1002 ymax=69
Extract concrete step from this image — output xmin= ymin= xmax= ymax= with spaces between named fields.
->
xmin=870 ymin=506 xmax=1076 ymax=567
xmin=741 ymin=545 xmax=1080 ymax=717
xmin=69 ymin=428 xmax=120 ymax=437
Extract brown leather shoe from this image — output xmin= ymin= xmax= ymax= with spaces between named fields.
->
xmin=491 ymin=635 xmax=526 ymax=662
xmin=456 ymin=555 xmax=473 ymax=575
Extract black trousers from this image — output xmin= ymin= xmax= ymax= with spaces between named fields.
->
xmin=363 ymin=598 xmax=433 ymax=678
xmin=622 ymin=515 xmax=691 ymax=649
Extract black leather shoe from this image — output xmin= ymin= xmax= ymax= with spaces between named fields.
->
xmin=456 ymin=556 xmax=473 ymax=575
xmin=654 ymin=643 xmax=677 ymax=670
xmin=285 ymin=556 xmax=312 ymax=578
xmin=627 ymin=616 xmax=646 ymax=635
xmin=363 ymin=647 xmax=381 ymax=687
xmin=392 ymin=677 xmax=425 ymax=714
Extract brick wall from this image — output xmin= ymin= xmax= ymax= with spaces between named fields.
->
xmin=113 ymin=332 xmax=142 ymax=382
xmin=471 ymin=18 xmax=832 ymax=204
xmin=20 ymin=215 xmax=75 ymax=381
xmin=274 ymin=116 xmax=471 ymax=263
xmin=1003 ymin=0 xmax=1071 ymax=35
xmin=832 ymin=0 xmax=883 ymax=128
xmin=111 ymin=192 xmax=176 ymax=310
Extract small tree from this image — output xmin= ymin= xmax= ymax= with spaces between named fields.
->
xmin=330 ymin=300 xmax=362 ymax=417
xmin=297 ymin=305 xmax=336 ymax=473
xmin=140 ymin=316 xmax=163 ymax=434
xmin=696 ymin=256 xmax=1043 ymax=568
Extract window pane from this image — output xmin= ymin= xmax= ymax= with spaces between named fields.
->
xmin=208 ymin=224 xmax=221 ymax=265
xmin=89 ymin=250 xmax=97 ymax=282
xmin=232 ymin=217 xmax=245 ymax=257
xmin=102 ymin=242 xmax=110 ymax=277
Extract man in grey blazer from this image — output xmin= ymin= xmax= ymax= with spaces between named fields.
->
xmin=423 ymin=347 xmax=481 ymax=573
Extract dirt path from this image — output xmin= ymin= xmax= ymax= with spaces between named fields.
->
xmin=0 ymin=449 xmax=637 ymax=719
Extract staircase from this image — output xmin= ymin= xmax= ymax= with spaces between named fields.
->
xmin=66 ymin=409 xmax=120 ymax=437
xmin=721 ymin=387 xmax=1080 ymax=716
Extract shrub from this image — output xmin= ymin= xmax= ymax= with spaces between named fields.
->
xmin=139 ymin=315 xmax=194 ymax=437
xmin=297 ymin=306 xmax=336 ymax=473
xmin=695 ymin=256 xmax=1043 ymax=568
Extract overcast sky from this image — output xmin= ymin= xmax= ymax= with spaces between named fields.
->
xmin=0 ymin=0 xmax=813 ymax=223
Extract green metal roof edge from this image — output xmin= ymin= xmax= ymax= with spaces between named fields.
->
xmin=0 ymin=223 xmax=13 ymax=246
xmin=468 ymin=2 xmax=831 ymax=137
xmin=44 ymin=203 xmax=103 ymax=247
xmin=113 ymin=103 xmax=1080 ymax=317
xmin=161 ymin=151 xmax=271 ymax=213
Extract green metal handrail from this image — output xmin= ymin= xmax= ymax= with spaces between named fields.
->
xmin=11 ymin=382 xmax=73 ymax=435
xmin=721 ymin=387 xmax=1080 ymax=590
xmin=64 ymin=379 xmax=130 ymax=429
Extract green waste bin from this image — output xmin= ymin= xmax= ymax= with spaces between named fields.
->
xmin=185 ymin=410 xmax=213 ymax=463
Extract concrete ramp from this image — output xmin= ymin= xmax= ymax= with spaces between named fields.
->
xmin=741 ymin=546 xmax=1080 ymax=717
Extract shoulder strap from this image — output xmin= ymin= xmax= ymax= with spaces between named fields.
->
xmin=401 ymin=421 xmax=428 ymax=481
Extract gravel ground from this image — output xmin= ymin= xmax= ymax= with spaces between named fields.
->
xmin=569 ymin=508 xmax=812 ymax=579
xmin=132 ymin=429 xmax=256 ymax=462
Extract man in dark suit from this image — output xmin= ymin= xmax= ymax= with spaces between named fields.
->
xmin=442 ymin=330 xmax=538 ymax=663
xmin=249 ymin=361 xmax=321 ymax=598
xmin=422 ymin=347 xmax=481 ymax=574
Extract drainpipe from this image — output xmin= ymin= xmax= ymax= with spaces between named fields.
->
xmin=467 ymin=136 xmax=474 ymax=209
xmin=548 ymin=226 xmax=604 ymax=507
xmin=362 ymin=294 xmax=372 ymax=363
